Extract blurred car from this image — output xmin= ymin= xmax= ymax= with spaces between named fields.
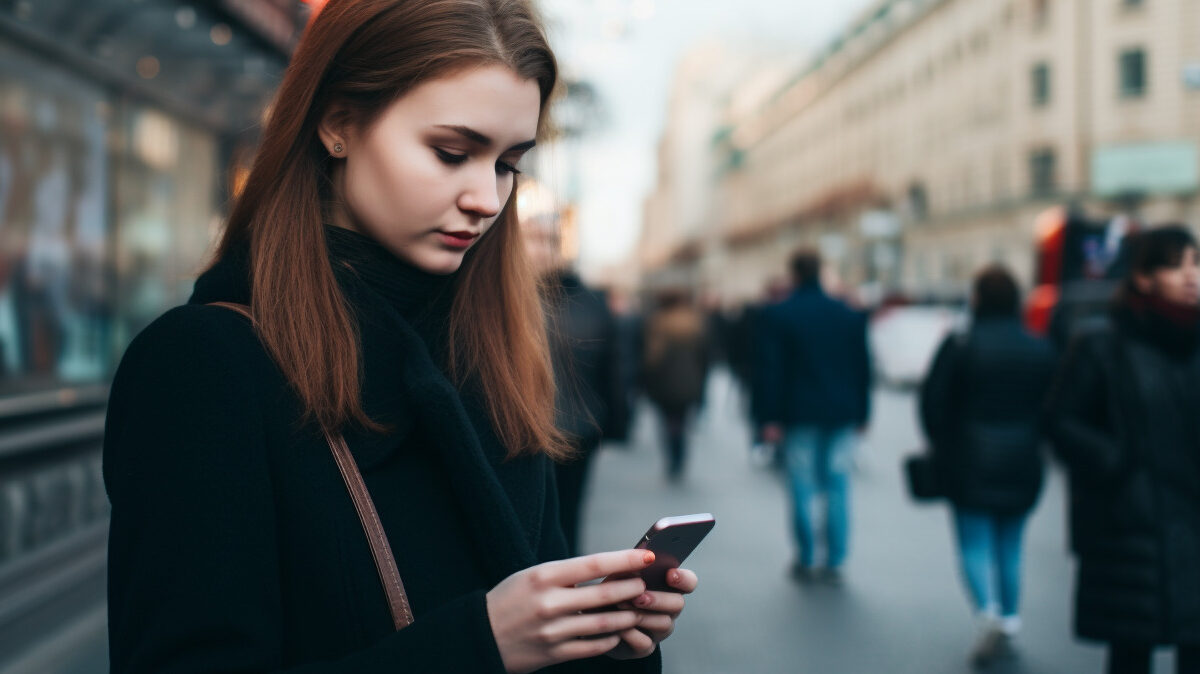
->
xmin=869 ymin=304 xmax=966 ymax=388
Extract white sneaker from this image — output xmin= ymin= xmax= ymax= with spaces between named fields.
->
xmin=969 ymin=612 xmax=1016 ymax=668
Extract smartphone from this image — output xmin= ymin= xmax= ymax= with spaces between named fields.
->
xmin=632 ymin=513 xmax=715 ymax=591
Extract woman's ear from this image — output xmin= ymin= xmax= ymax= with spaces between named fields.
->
xmin=318 ymin=103 xmax=354 ymax=157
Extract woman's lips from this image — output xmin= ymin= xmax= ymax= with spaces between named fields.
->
xmin=437 ymin=231 xmax=478 ymax=250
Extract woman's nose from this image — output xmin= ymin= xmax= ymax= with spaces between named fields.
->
xmin=458 ymin=168 xmax=502 ymax=218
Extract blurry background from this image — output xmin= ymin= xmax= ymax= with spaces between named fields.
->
xmin=0 ymin=0 xmax=1195 ymax=671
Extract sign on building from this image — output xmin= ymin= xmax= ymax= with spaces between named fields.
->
xmin=1091 ymin=141 xmax=1200 ymax=197
xmin=1184 ymin=63 xmax=1200 ymax=90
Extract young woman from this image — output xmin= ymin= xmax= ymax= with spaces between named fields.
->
xmin=919 ymin=265 xmax=1055 ymax=666
xmin=1048 ymin=226 xmax=1200 ymax=674
xmin=102 ymin=1 xmax=697 ymax=671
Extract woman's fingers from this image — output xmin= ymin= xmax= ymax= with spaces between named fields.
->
xmin=616 ymin=626 xmax=656 ymax=655
xmin=550 ymin=634 xmax=622 ymax=661
xmin=666 ymin=567 xmax=699 ymax=593
xmin=553 ymin=578 xmax=647 ymax=614
xmin=543 ymin=610 xmax=643 ymax=641
xmin=532 ymin=550 xmax=655 ymax=588
xmin=626 ymin=590 xmax=686 ymax=616
xmin=632 ymin=612 xmax=675 ymax=637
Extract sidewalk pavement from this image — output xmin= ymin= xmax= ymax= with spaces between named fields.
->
xmin=580 ymin=368 xmax=1174 ymax=673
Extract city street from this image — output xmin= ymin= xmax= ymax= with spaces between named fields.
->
xmin=3 ymin=369 xmax=1182 ymax=674
xmin=582 ymin=369 xmax=1173 ymax=674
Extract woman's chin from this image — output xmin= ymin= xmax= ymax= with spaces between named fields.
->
xmin=410 ymin=249 xmax=467 ymax=276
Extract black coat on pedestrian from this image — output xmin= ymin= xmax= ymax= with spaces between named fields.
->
xmin=757 ymin=285 xmax=871 ymax=429
xmin=919 ymin=317 xmax=1055 ymax=513
xmin=103 ymin=226 xmax=662 ymax=673
xmin=547 ymin=270 xmax=626 ymax=445
xmin=1047 ymin=296 xmax=1200 ymax=646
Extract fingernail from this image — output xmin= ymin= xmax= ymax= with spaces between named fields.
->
xmin=669 ymin=570 xmax=680 ymax=583
xmin=635 ymin=593 xmax=652 ymax=607
xmin=643 ymin=551 xmax=655 ymax=565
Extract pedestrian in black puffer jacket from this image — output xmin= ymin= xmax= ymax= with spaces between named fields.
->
xmin=920 ymin=265 xmax=1055 ymax=667
xmin=1047 ymin=225 xmax=1200 ymax=674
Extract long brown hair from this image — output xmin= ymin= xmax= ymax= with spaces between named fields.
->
xmin=211 ymin=0 xmax=567 ymax=459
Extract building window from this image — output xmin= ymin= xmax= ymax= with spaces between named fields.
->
xmin=1032 ymin=0 xmax=1050 ymax=28
xmin=1030 ymin=148 xmax=1057 ymax=196
xmin=1031 ymin=62 xmax=1051 ymax=106
xmin=1119 ymin=48 xmax=1147 ymax=98
xmin=907 ymin=182 xmax=929 ymax=221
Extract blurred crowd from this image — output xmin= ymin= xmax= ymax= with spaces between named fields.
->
xmin=543 ymin=219 xmax=1200 ymax=674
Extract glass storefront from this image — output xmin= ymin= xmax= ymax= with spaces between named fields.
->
xmin=0 ymin=42 xmax=220 ymax=400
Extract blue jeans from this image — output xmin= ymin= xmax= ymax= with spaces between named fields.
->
xmin=953 ymin=508 xmax=1027 ymax=617
xmin=783 ymin=426 xmax=855 ymax=568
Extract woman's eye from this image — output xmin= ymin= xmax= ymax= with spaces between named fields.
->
xmin=434 ymin=148 xmax=467 ymax=165
xmin=496 ymin=161 xmax=521 ymax=176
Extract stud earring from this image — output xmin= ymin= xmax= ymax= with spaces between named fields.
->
xmin=333 ymin=142 xmax=343 ymax=154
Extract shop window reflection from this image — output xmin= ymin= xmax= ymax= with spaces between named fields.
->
xmin=0 ymin=43 xmax=219 ymax=401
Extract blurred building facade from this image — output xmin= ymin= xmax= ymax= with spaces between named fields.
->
xmin=0 ymin=1 xmax=306 ymax=668
xmin=639 ymin=41 xmax=801 ymax=297
xmin=641 ymin=0 xmax=1200 ymax=303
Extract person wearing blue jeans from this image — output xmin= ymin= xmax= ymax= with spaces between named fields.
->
xmin=783 ymin=426 xmax=855 ymax=578
xmin=920 ymin=265 xmax=1053 ymax=667
xmin=758 ymin=250 xmax=871 ymax=585
xmin=953 ymin=509 xmax=1027 ymax=635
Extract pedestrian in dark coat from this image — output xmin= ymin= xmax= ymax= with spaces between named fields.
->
xmin=759 ymin=250 xmax=871 ymax=584
xmin=919 ymin=265 xmax=1054 ymax=666
xmin=1047 ymin=225 xmax=1200 ymax=674
xmin=102 ymin=2 xmax=699 ymax=671
xmin=545 ymin=267 xmax=626 ymax=556
xmin=640 ymin=290 xmax=709 ymax=481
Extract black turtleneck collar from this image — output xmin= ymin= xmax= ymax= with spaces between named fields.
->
xmin=323 ymin=224 xmax=457 ymax=328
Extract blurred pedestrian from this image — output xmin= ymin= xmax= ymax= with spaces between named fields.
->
xmin=103 ymin=1 xmax=698 ymax=671
xmin=745 ymin=277 xmax=793 ymax=467
xmin=759 ymin=250 xmax=871 ymax=584
xmin=641 ymin=289 xmax=709 ymax=482
xmin=608 ymin=287 xmax=644 ymax=439
xmin=524 ymin=208 xmax=627 ymax=556
xmin=1047 ymin=225 xmax=1200 ymax=674
xmin=919 ymin=265 xmax=1054 ymax=667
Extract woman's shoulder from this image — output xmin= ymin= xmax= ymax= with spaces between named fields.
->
xmin=112 ymin=304 xmax=279 ymax=402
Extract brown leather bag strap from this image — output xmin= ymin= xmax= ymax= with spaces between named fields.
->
xmin=206 ymin=301 xmax=414 ymax=630
xmin=322 ymin=430 xmax=414 ymax=630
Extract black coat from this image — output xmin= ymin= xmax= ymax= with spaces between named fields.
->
xmin=547 ymin=271 xmax=627 ymax=445
xmin=103 ymin=236 xmax=662 ymax=673
xmin=757 ymin=286 xmax=871 ymax=429
xmin=919 ymin=317 xmax=1054 ymax=513
xmin=1047 ymin=305 xmax=1200 ymax=646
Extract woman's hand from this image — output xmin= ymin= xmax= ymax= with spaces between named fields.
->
xmin=607 ymin=567 xmax=699 ymax=660
xmin=486 ymin=549 xmax=657 ymax=674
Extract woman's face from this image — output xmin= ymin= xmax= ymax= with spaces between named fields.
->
xmin=321 ymin=64 xmax=541 ymax=274
xmin=1136 ymin=246 xmax=1200 ymax=306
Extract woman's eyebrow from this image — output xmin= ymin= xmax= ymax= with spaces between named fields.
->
xmin=434 ymin=124 xmax=536 ymax=152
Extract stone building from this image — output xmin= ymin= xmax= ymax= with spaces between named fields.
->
xmin=642 ymin=0 xmax=1200 ymax=303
